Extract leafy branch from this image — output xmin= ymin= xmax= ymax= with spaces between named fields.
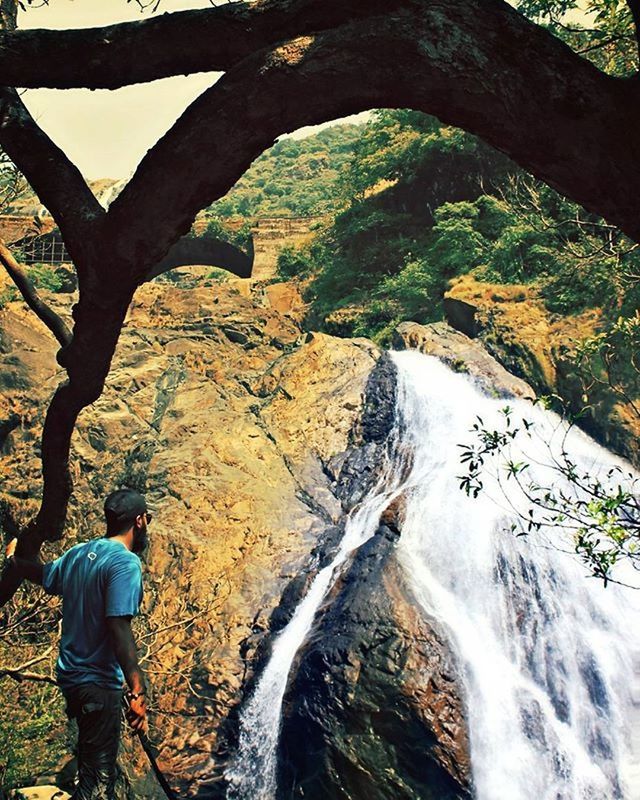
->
xmin=458 ymin=402 xmax=640 ymax=586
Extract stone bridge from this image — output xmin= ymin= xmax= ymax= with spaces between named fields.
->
xmin=0 ymin=214 xmax=322 ymax=281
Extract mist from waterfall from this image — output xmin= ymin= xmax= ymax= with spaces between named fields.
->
xmin=225 ymin=349 xmax=640 ymax=799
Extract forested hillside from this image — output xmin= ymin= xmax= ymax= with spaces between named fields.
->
xmin=206 ymin=124 xmax=362 ymax=218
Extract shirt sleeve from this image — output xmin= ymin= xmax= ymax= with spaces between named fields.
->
xmin=104 ymin=555 xmax=143 ymax=618
xmin=42 ymin=553 xmax=68 ymax=596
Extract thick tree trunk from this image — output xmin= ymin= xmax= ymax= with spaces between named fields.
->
xmin=0 ymin=268 xmax=134 ymax=606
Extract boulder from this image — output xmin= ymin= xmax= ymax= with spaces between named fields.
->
xmin=393 ymin=320 xmax=534 ymax=399
xmin=9 ymin=788 xmax=70 ymax=800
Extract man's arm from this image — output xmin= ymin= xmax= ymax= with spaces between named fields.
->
xmin=106 ymin=615 xmax=147 ymax=731
xmin=9 ymin=556 xmax=44 ymax=585
xmin=5 ymin=541 xmax=44 ymax=585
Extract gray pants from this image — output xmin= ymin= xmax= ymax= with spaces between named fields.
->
xmin=63 ymin=683 xmax=123 ymax=800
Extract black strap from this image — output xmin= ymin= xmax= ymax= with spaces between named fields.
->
xmin=136 ymin=730 xmax=180 ymax=800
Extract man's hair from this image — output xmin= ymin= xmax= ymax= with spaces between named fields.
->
xmin=104 ymin=488 xmax=147 ymax=537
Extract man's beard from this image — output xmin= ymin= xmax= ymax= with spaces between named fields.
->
xmin=132 ymin=522 xmax=148 ymax=554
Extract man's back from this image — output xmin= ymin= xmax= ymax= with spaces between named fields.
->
xmin=43 ymin=537 xmax=143 ymax=690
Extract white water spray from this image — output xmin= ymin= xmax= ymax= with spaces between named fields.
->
xmin=393 ymin=350 xmax=640 ymax=800
xmin=226 ymin=350 xmax=640 ymax=799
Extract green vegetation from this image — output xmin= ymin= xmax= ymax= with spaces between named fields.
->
xmin=517 ymin=0 xmax=638 ymax=76
xmin=286 ymin=111 xmax=635 ymax=348
xmin=207 ymin=124 xmax=362 ymax=218
xmin=263 ymin=4 xmax=639 ymax=348
xmin=27 ymin=263 xmax=65 ymax=293
xmin=0 ymin=589 xmax=68 ymax=791
xmin=0 ymin=683 xmax=68 ymax=790
xmin=458 ymin=400 xmax=640 ymax=585
xmin=199 ymin=218 xmax=253 ymax=252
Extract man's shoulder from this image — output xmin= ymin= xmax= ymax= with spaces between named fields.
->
xmin=93 ymin=538 xmax=139 ymax=560
xmin=99 ymin=539 xmax=142 ymax=573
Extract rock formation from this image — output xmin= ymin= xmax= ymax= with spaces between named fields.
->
xmin=0 ymin=281 xmax=473 ymax=798
xmin=3 ymin=277 xmax=576 ymax=799
xmin=0 ymin=279 xmax=375 ymax=793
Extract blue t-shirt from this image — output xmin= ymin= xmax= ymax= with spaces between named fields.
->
xmin=42 ymin=538 xmax=143 ymax=690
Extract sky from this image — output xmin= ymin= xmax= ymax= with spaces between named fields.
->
xmin=18 ymin=0 xmax=369 ymax=181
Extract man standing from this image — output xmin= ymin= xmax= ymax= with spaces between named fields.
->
xmin=8 ymin=487 xmax=151 ymax=800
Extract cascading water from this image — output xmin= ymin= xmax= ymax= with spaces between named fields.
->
xmin=393 ymin=350 xmax=640 ymax=800
xmin=225 ymin=367 xmax=417 ymax=799
xmin=226 ymin=349 xmax=640 ymax=800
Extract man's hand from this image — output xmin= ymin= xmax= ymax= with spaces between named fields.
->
xmin=4 ymin=538 xmax=44 ymax=585
xmin=106 ymin=616 xmax=149 ymax=733
xmin=126 ymin=692 xmax=148 ymax=733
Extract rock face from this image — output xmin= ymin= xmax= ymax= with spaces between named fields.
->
xmin=0 ymin=282 xmax=472 ymax=799
xmin=0 ymin=282 xmax=378 ymax=796
xmin=443 ymin=274 xmax=640 ymax=466
xmin=278 ymin=525 xmax=470 ymax=800
xmin=393 ymin=320 xmax=534 ymax=400
xmin=221 ymin=354 xmax=471 ymax=800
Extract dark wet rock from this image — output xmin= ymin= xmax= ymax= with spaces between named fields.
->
xmin=359 ymin=352 xmax=398 ymax=444
xmin=444 ymin=297 xmax=478 ymax=339
xmin=55 ymin=265 xmax=78 ymax=293
xmin=221 ymin=325 xmax=250 ymax=345
xmin=278 ymin=525 xmax=471 ymax=800
xmin=266 ymin=355 xmax=402 ymax=639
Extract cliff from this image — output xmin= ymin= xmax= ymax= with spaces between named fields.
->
xmin=0 ymin=282 xmax=473 ymax=799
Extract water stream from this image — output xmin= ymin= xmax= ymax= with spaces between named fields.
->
xmin=226 ymin=350 xmax=640 ymax=799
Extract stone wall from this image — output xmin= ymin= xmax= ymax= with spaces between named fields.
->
xmin=249 ymin=217 xmax=322 ymax=281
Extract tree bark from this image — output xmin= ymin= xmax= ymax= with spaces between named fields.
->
xmin=0 ymin=282 xmax=133 ymax=605
xmin=0 ymin=0 xmax=402 ymax=89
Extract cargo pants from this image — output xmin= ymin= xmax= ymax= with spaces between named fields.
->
xmin=63 ymin=683 xmax=123 ymax=800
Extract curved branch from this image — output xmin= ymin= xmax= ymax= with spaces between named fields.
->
xmin=0 ymin=239 xmax=72 ymax=347
xmin=0 ymin=88 xmax=104 ymax=264
xmin=0 ymin=0 xmax=402 ymax=89
xmin=106 ymin=0 xmax=640 ymax=275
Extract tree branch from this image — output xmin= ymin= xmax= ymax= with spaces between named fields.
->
xmin=0 ymin=0 xmax=403 ymax=89
xmin=0 ymin=89 xmax=104 ymax=266
xmin=0 ymin=239 xmax=72 ymax=347
xmin=106 ymin=0 xmax=640 ymax=274
xmin=0 ymin=668 xmax=56 ymax=684
xmin=0 ymin=643 xmax=56 ymax=684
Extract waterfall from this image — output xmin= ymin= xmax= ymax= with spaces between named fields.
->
xmin=393 ymin=350 xmax=640 ymax=800
xmin=226 ymin=349 xmax=640 ymax=799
